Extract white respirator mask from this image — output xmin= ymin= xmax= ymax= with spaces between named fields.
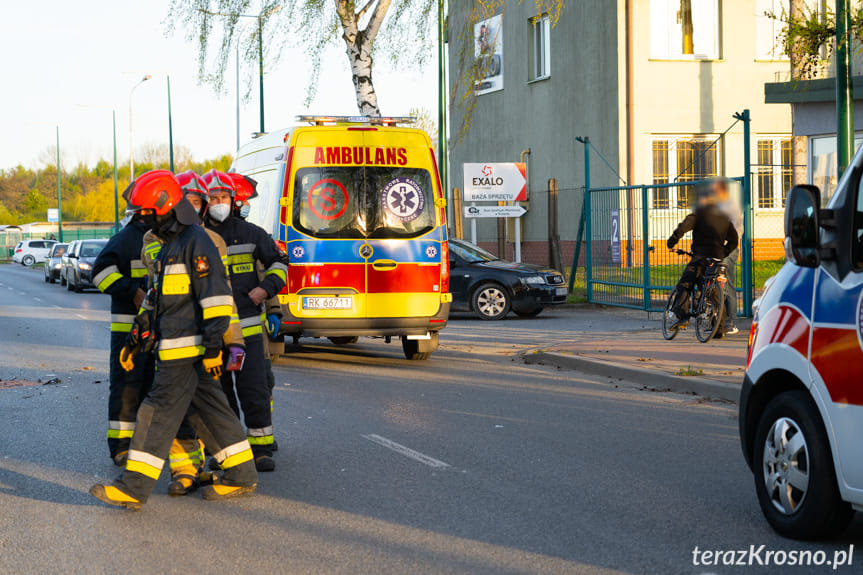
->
xmin=209 ymin=203 xmax=230 ymax=222
xmin=239 ymin=203 xmax=251 ymax=219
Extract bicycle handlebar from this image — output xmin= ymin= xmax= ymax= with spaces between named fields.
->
xmin=670 ymin=248 xmax=724 ymax=264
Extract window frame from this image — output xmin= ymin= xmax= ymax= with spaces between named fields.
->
xmin=650 ymin=135 xmax=723 ymax=210
xmin=528 ymin=14 xmax=551 ymax=82
xmin=650 ymin=0 xmax=721 ymax=61
xmin=753 ymin=136 xmax=793 ymax=212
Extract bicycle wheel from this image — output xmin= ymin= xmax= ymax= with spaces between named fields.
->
xmin=662 ymin=289 xmax=680 ymax=340
xmin=696 ymin=281 xmax=725 ymax=343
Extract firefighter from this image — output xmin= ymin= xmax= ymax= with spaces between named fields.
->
xmin=92 ymin=181 xmax=155 ymax=467
xmin=229 ymin=173 xmax=282 ymax=451
xmin=90 ymin=171 xmax=257 ymax=509
xmin=204 ymin=169 xmax=288 ymax=472
xmin=138 ymin=170 xmax=247 ymax=496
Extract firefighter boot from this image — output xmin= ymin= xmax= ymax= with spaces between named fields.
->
xmin=89 ymin=484 xmax=142 ymax=511
xmin=167 ymin=438 xmax=203 ymax=496
xmin=201 ymin=477 xmax=257 ymax=501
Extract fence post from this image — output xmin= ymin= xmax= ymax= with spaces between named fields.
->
xmin=548 ymin=178 xmax=562 ymax=271
xmin=569 ymin=137 xmax=591 ymax=294
xmin=741 ymin=109 xmax=754 ymax=316
xmin=585 ymin=187 xmax=593 ymax=302
xmin=641 ymin=185 xmax=650 ymax=311
xmin=497 ymin=201 xmax=506 ymax=258
xmin=452 ymin=187 xmax=464 ymax=240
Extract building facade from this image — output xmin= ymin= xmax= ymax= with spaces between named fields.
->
xmin=447 ymin=0 xmax=793 ymax=264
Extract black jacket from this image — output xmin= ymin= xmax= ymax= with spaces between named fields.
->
xmin=205 ymin=216 xmax=288 ymax=321
xmin=152 ymin=223 xmax=233 ymax=361
xmin=93 ymin=219 xmax=149 ymax=333
xmin=668 ymin=204 xmax=739 ymax=260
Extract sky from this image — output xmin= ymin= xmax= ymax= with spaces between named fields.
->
xmin=0 ymin=1 xmax=439 ymax=171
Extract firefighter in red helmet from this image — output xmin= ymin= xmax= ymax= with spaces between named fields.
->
xmin=90 ymin=170 xmax=257 ymax=509
xmin=204 ymin=169 xmax=288 ymax=472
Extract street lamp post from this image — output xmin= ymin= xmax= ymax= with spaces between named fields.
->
xmin=200 ymin=6 xmax=281 ymax=140
xmin=56 ymin=126 xmax=62 ymax=243
xmin=167 ymin=75 xmax=174 ymax=171
xmin=438 ymin=0 xmax=449 ymax=226
xmin=78 ymin=105 xmax=120 ymax=231
xmin=129 ymin=74 xmax=151 ymax=182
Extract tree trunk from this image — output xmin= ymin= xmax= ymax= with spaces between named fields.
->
xmin=348 ymin=38 xmax=381 ymax=116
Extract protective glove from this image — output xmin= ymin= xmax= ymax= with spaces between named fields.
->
xmin=128 ymin=311 xmax=154 ymax=353
xmin=667 ymin=236 xmax=677 ymax=250
xmin=202 ymin=349 xmax=223 ymax=379
xmin=119 ymin=345 xmax=136 ymax=372
xmin=266 ymin=314 xmax=280 ymax=339
xmin=226 ymin=345 xmax=246 ymax=372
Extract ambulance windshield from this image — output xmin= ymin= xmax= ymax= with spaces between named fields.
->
xmin=292 ymin=166 xmax=436 ymax=239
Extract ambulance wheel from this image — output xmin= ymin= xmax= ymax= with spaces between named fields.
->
xmin=401 ymin=332 xmax=438 ymax=360
xmin=753 ymin=391 xmax=854 ymax=539
xmin=328 ymin=336 xmax=359 ymax=345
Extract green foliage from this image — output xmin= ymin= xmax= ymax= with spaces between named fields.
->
xmin=0 ymin=152 xmax=233 ymax=226
xmin=766 ymin=3 xmax=863 ymax=79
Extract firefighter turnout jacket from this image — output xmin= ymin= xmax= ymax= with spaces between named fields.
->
xmin=141 ymin=229 xmax=244 ymax=349
xmin=93 ymin=219 xmax=150 ymax=332
xmin=152 ymin=224 xmax=234 ymax=362
xmin=205 ymin=217 xmax=288 ymax=333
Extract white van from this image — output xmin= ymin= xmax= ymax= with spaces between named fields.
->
xmin=741 ymin=148 xmax=863 ymax=539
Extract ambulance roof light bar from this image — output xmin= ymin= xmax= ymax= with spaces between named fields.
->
xmin=296 ymin=115 xmax=417 ymax=127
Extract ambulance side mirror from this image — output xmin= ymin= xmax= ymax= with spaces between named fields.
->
xmin=784 ymin=185 xmax=821 ymax=268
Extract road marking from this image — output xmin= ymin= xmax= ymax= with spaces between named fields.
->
xmin=33 ymin=297 xmax=41 ymax=302
xmin=76 ymin=314 xmax=86 ymax=319
xmin=52 ymin=305 xmax=61 ymax=309
xmin=7 ymin=287 xmax=13 ymax=291
xmin=361 ymin=434 xmax=451 ymax=468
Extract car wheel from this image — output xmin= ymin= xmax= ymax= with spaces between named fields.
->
xmin=472 ymin=283 xmax=511 ymax=321
xmin=514 ymin=307 xmax=543 ymax=318
xmin=44 ymin=268 xmax=49 ymax=282
xmin=60 ymin=272 xmax=67 ymax=286
xmin=73 ymin=274 xmax=83 ymax=293
xmin=753 ymin=390 xmax=854 ymax=539
xmin=66 ymin=273 xmax=75 ymax=291
xmin=22 ymin=255 xmax=35 ymax=266
xmin=328 ymin=336 xmax=359 ymax=345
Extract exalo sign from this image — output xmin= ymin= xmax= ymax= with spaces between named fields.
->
xmin=463 ymin=163 xmax=527 ymax=202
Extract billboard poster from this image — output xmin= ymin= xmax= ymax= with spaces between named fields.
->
xmin=474 ymin=14 xmax=503 ymax=95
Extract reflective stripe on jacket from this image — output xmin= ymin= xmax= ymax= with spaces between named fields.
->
xmin=92 ymin=220 xmax=150 ymax=332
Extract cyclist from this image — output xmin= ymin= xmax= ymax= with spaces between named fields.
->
xmin=666 ymin=186 xmax=739 ymax=330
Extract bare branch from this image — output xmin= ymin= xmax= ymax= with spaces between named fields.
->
xmin=356 ymin=0 xmax=375 ymax=21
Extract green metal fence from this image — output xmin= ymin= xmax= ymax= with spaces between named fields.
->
xmin=586 ymin=178 xmax=748 ymax=314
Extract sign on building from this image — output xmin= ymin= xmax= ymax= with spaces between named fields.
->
xmin=462 ymin=163 xmax=527 ymax=202
xmin=611 ymin=209 xmax=621 ymax=264
xmin=464 ymin=204 xmax=526 ymax=218
xmin=474 ymin=14 xmax=504 ymax=95
xmin=47 ymin=209 xmax=59 ymax=223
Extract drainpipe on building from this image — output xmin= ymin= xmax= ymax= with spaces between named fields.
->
xmin=625 ymin=0 xmax=635 ymax=268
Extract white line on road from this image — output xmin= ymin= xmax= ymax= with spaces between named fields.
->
xmin=33 ymin=297 xmax=41 ymax=302
xmin=6 ymin=287 xmax=12 ymax=290
xmin=75 ymin=314 xmax=86 ymax=319
xmin=52 ymin=305 xmax=61 ymax=309
xmin=361 ymin=434 xmax=451 ymax=468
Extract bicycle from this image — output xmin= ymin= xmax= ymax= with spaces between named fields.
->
xmin=662 ymin=249 xmax=728 ymax=343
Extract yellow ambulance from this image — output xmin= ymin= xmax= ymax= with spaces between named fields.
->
xmin=231 ymin=116 xmax=450 ymax=360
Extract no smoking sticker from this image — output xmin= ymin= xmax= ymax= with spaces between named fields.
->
xmin=381 ymin=177 xmax=425 ymax=223
xmin=308 ymin=179 xmax=349 ymax=221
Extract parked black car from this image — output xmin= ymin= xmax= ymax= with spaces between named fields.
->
xmin=448 ymin=239 xmax=567 ymax=320
xmin=62 ymin=239 xmax=107 ymax=292
xmin=43 ymin=243 xmax=69 ymax=283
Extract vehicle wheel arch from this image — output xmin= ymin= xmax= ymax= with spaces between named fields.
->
xmin=743 ymin=369 xmax=810 ymax=470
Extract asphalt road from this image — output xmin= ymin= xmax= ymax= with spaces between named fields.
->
xmin=0 ymin=262 xmax=861 ymax=575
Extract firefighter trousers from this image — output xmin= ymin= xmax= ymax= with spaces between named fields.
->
xmin=114 ymin=357 xmax=257 ymax=502
xmin=107 ymin=331 xmax=154 ymax=458
xmin=220 ymin=333 xmax=274 ymax=457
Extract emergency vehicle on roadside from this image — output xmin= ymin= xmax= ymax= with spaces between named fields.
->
xmin=740 ymin=150 xmax=863 ymax=539
xmin=230 ymin=115 xmax=450 ymax=360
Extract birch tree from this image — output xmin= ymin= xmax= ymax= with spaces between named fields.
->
xmin=167 ymin=0 xmax=437 ymax=117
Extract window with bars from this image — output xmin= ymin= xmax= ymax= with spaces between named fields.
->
xmin=651 ymin=136 xmax=721 ymax=209
xmin=755 ymin=137 xmax=793 ymax=210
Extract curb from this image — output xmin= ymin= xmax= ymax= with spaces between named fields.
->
xmin=523 ymin=351 xmax=741 ymax=402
